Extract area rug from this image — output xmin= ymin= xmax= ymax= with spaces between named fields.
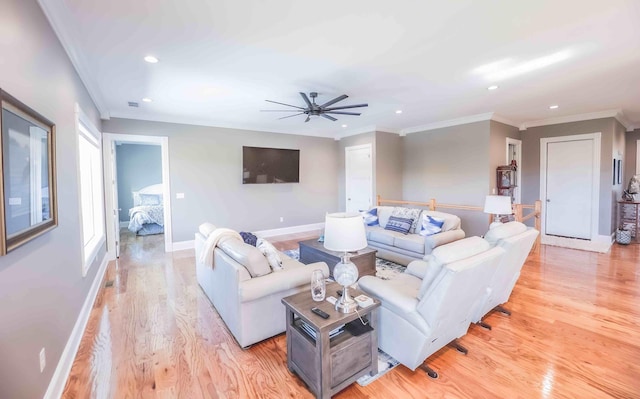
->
xmin=356 ymin=348 xmax=400 ymax=386
xmin=282 ymin=249 xmax=406 ymax=281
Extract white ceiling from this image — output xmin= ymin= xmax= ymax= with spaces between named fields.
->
xmin=40 ymin=0 xmax=640 ymax=138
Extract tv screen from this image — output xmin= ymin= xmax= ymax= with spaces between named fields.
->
xmin=242 ymin=146 xmax=300 ymax=184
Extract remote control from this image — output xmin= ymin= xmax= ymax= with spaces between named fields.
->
xmin=336 ymin=290 xmax=343 ymax=297
xmin=311 ymin=307 xmax=330 ymax=319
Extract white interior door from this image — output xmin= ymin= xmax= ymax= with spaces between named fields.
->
xmin=110 ymin=142 xmax=121 ymax=258
xmin=545 ymin=139 xmax=594 ymax=239
xmin=345 ymin=144 xmax=372 ymax=213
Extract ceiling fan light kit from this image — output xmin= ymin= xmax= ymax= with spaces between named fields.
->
xmin=262 ymin=92 xmax=368 ymax=123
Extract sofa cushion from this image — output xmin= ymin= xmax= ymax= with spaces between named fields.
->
xmin=422 ymin=210 xmax=461 ymax=232
xmin=376 ymin=206 xmax=395 ymax=228
xmin=360 ymin=208 xmax=379 ymax=226
xmin=393 ymin=233 xmax=425 ymax=254
xmin=391 ymin=207 xmax=422 ymax=233
xmin=198 ymin=222 xmax=217 ymax=238
xmin=384 ymin=216 xmax=414 ymax=235
xmin=368 ymin=226 xmax=396 ymax=246
xmin=256 ymin=238 xmax=284 ymax=271
xmin=219 ymin=239 xmax=271 ymax=277
xmin=417 ymin=236 xmax=490 ymax=299
xmin=419 ymin=214 xmax=445 ymax=236
xmin=484 ymin=221 xmax=527 ymax=246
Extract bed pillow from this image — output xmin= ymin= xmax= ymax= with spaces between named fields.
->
xmin=256 ymin=238 xmax=284 ymax=271
xmin=384 ymin=216 xmax=413 ymax=235
xmin=419 ymin=214 xmax=445 ymax=236
xmin=140 ymin=193 xmax=161 ymax=206
xmin=360 ymin=208 xmax=379 ymax=226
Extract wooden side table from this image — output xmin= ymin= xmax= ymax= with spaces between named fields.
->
xmin=618 ymin=201 xmax=640 ymax=243
xmin=281 ymin=283 xmax=380 ymax=399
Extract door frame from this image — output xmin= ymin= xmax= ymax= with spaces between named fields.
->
xmin=345 ymin=144 xmax=373 ymax=212
xmin=505 ymin=137 xmax=522 ymax=203
xmin=103 ymin=133 xmax=172 ymax=259
xmin=539 ymin=132 xmax=601 ymax=247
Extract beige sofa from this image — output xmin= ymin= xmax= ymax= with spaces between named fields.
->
xmin=194 ymin=224 xmax=329 ymax=348
xmin=365 ymin=206 xmax=466 ymax=265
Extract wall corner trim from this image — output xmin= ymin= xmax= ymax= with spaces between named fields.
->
xmin=172 ymin=240 xmax=195 ymax=251
xmin=520 ymin=109 xmax=634 ymax=131
xmin=43 ymin=254 xmax=111 ymax=399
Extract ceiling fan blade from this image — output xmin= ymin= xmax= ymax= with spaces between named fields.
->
xmin=265 ymin=99 xmax=305 ymax=109
xmin=299 ymin=92 xmax=313 ymax=108
xmin=260 ymin=109 xmax=303 ymax=112
xmin=324 ymin=111 xmax=361 ymax=116
xmin=304 ymin=115 xmax=311 ymax=123
xmin=323 ymin=103 xmax=368 ymax=111
xmin=321 ymin=114 xmax=338 ymax=121
xmin=319 ymin=94 xmax=348 ymax=108
xmin=278 ymin=113 xmax=304 ymax=120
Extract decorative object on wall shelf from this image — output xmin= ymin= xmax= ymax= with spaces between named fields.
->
xmin=623 ymin=175 xmax=639 ymax=201
xmin=496 ymin=165 xmax=517 ymax=203
xmin=0 ymin=89 xmax=57 ymax=255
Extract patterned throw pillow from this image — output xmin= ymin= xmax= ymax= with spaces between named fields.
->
xmin=360 ymin=208 xmax=379 ymax=226
xmin=391 ymin=207 xmax=422 ymax=233
xmin=239 ymin=231 xmax=258 ymax=246
xmin=384 ymin=216 xmax=414 ymax=235
xmin=419 ymin=214 xmax=445 ymax=236
xmin=256 ymin=238 xmax=284 ymax=271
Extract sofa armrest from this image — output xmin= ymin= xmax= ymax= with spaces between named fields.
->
xmin=424 ymin=229 xmax=466 ymax=254
xmin=239 ymin=262 xmax=329 ymax=302
xmin=358 ymin=276 xmax=419 ymax=315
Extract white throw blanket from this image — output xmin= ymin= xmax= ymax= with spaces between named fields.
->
xmin=199 ymin=228 xmax=243 ymax=268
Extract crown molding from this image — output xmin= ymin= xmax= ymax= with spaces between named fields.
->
xmin=37 ymin=0 xmax=110 ymax=119
xmin=520 ymin=109 xmax=634 ymax=132
xmin=490 ymin=114 xmax=520 ymax=129
xmin=401 ymin=112 xmax=494 ymax=135
xmin=334 ymin=125 xmax=401 ymax=140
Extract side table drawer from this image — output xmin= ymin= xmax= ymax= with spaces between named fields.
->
xmin=330 ymin=333 xmax=372 ymax=388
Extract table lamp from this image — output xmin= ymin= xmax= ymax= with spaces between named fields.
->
xmin=323 ymin=212 xmax=368 ymax=313
xmin=484 ymin=195 xmax=512 ymax=229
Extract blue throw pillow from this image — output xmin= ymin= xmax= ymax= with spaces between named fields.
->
xmin=420 ymin=214 xmax=445 ymax=236
xmin=384 ymin=216 xmax=413 ymax=235
xmin=360 ymin=208 xmax=379 ymax=226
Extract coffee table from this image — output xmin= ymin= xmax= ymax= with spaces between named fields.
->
xmin=298 ymin=239 xmax=377 ymax=279
xmin=282 ymin=282 xmax=380 ymax=399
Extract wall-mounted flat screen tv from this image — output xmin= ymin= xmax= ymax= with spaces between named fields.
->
xmin=242 ymin=146 xmax=300 ymax=184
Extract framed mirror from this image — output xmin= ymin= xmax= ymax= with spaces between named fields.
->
xmin=0 ymin=90 xmax=57 ymax=255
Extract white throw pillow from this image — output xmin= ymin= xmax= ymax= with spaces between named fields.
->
xmin=256 ymin=238 xmax=284 ymax=271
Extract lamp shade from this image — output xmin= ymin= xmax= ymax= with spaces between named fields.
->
xmin=483 ymin=195 xmax=512 ymax=215
xmin=323 ymin=212 xmax=367 ymax=252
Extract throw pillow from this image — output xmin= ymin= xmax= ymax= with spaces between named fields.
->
xmin=239 ymin=231 xmax=258 ymax=246
xmin=384 ymin=216 xmax=413 ymax=235
xmin=391 ymin=207 xmax=422 ymax=233
xmin=256 ymin=238 xmax=284 ymax=271
xmin=140 ymin=193 xmax=161 ymax=206
xmin=419 ymin=214 xmax=445 ymax=236
xmin=359 ymin=208 xmax=379 ymax=226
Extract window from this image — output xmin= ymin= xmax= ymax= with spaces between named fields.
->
xmin=76 ymin=106 xmax=104 ymax=275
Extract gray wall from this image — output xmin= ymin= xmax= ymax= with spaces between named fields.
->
xmin=103 ymin=118 xmax=339 ymax=241
xmin=338 ymin=132 xmax=376 ymax=211
xmin=489 ymin=121 xmax=521 ymax=192
xmin=116 ymin=144 xmax=162 ymax=221
xmin=521 ymin=118 xmax=618 ymax=236
xmin=0 ymin=1 xmax=105 ymax=398
xmin=375 ymin=131 xmax=403 ymax=202
xmin=402 ymin=121 xmax=491 ymax=236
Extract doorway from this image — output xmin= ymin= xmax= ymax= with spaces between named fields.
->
xmin=506 ymin=138 xmax=522 ymax=204
xmin=103 ymin=134 xmax=172 ymax=259
xmin=540 ymin=133 xmax=601 ymax=243
xmin=345 ymin=144 xmax=373 ymax=213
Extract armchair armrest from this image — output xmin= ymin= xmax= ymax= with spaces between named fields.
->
xmin=424 ymin=229 xmax=465 ymax=254
xmin=239 ymin=262 xmax=329 ymax=302
xmin=358 ymin=276 xmax=419 ymax=315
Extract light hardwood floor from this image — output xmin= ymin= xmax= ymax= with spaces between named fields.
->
xmin=61 ymin=230 xmax=640 ymax=398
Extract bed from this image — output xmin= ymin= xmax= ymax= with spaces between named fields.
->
xmin=128 ymin=184 xmax=164 ymax=235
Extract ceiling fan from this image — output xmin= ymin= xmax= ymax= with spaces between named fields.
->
xmin=261 ymin=92 xmax=368 ymax=122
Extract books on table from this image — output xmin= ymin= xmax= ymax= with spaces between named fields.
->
xmin=299 ymin=321 xmax=344 ymax=340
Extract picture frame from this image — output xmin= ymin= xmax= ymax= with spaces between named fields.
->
xmin=617 ymin=159 xmax=622 ymax=185
xmin=0 ymin=89 xmax=57 ymax=255
xmin=613 ymin=159 xmax=617 ymax=185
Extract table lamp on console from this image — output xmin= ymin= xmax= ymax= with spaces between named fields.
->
xmin=484 ymin=195 xmax=513 ymax=229
xmin=323 ymin=212 xmax=368 ymax=313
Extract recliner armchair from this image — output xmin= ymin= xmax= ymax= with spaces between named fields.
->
xmin=358 ymin=236 xmax=505 ymax=374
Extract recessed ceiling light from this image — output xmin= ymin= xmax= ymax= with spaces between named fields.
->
xmin=549 ymin=105 xmax=559 ymax=109
xmin=341 ymin=124 xmax=347 ymax=128
xmin=395 ymin=110 xmax=403 ymax=114
xmin=142 ymin=97 xmax=153 ymax=103
xmin=487 ymin=85 xmax=499 ymax=90
xmin=144 ymin=55 xmax=159 ymax=63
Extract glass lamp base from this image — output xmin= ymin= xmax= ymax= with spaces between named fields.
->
xmin=335 ymin=296 xmax=358 ymax=313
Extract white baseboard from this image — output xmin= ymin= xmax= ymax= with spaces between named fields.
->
xmin=254 ymin=222 xmax=324 ymax=238
xmin=44 ymin=254 xmax=110 ymax=399
xmin=119 ymin=221 xmax=128 ymax=228
xmin=541 ymin=234 xmax=613 ymax=253
xmin=172 ymin=240 xmax=194 ymax=251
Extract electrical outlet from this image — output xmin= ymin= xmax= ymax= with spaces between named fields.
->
xmin=280 ymin=217 xmax=284 ymax=223
xmin=39 ymin=348 xmax=46 ymax=373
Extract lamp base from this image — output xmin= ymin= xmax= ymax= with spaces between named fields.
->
xmin=335 ymin=295 xmax=358 ymax=313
